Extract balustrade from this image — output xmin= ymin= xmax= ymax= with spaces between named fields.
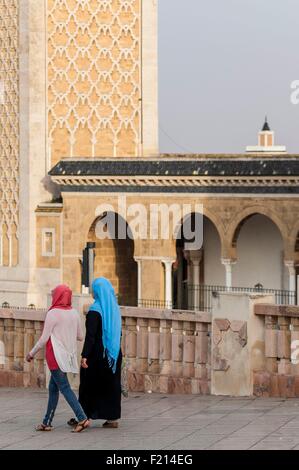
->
xmin=255 ymin=305 xmax=299 ymax=397
xmin=0 ymin=306 xmax=211 ymax=394
xmin=120 ymin=307 xmax=211 ymax=394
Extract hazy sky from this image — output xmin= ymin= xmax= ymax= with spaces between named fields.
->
xmin=158 ymin=0 xmax=299 ymax=153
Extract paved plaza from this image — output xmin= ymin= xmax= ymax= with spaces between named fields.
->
xmin=1 ymin=388 xmax=299 ymax=450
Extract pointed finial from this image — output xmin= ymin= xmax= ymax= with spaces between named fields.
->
xmin=262 ymin=115 xmax=270 ymax=131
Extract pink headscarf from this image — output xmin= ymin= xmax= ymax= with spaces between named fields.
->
xmin=49 ymin=284 xmax=72 ymax=311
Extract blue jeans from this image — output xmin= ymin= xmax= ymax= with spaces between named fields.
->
xmin=43 ymin=369 xmax=87 ymax=426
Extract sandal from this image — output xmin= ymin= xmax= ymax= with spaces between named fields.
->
xmin=36 ymin=423 xmax=53 ymax=432
xmin=71 ymin=419 xmax=90 ymax=433
xmin=103 ymin=421 xmax=119 ymax=429
xmin=67 ymin=418 xmax=78 ymax=427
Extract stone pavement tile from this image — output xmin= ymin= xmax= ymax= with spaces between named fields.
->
xmin=154 ymin=410 xmax=199 ymax=419
xmin=3 ymin=389 xmax=299 ymax=450
xmin=143 ymin=416 xmax=187 ymax=424
xmin=228 ymin=425 xmax=278 ymax=437
xmin=163 ymin=435 xmax=228 ymax=450
xmin=121 ymin=438 xmax=187 ymax=451
xmin=207 ymin=436 xmax=263 ymax=450
xmin=0 ymin=426 xmax=70 ymax=450
xmin=251 ymin=415 xmax=293 ymax=425
xmin=123 ymin=422 xmax=171 ymax=433
xmin=277 ymin=423 xmax=299 ymax=432
xmin=249 ymin=436 xmax=299 ymax=450
xmin=195 ymin=422 xmax=248 ymax=435
xmin=157 ymin=424 xmax=205 ymax=433
xmin=183 ymin=413 xmax=227 ymax=422
xmin=194 ymin=424 xmax=252 ymax=436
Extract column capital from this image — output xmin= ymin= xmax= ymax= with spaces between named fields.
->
xmin=161 ymin=258 xmax=176 ymax=268
xmin=221 ymin=258 xmax=237 ymax=266
xmin=285 ymin=260 xmax=295 ymax=269
xmin=188 ymin=249 xmax=203 ymax=265
xmin=134 ymin=256 xmax=175 ymax=264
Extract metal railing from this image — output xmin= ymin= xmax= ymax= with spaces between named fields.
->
xmin=177 ymin=284 xmax=297 ymax=312
xmin=137 ymin=299 xmax=172 ymax=309
xmin=136 ymin=285 xmax=296 ymax=312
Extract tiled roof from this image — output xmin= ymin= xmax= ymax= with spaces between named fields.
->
xmin=49 ymin=156 xmax=299 ymax=178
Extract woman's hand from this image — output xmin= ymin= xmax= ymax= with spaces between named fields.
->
xmin=81 ymin=358 xmax=88 ymax=369
xmin=26 ymin=353 xmax=33 ymax=363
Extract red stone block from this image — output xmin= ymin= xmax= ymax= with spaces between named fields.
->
xmin=286 ymin=375 xmax=295 ymax=398
xmin=294 ymin=376 xmax=299 ymax=397
xmin=253 ymin=371 xmax=270 ymax=397
xmin=14 ymin=372 xmax=24 ymax=388
xmin=198 ymin=379 xmax=210 ymax=395
xmin=277 ymin=375 xmax=287 ymax=397
xmin=183 ymin=378 xmax=192 ymax=394
xmin=168 ymin=377 xmax=186 ymax=394
xmin=0 ymin=371 xmax=9 ymax=387
xmin=270 ymin=374 xmax=279 ymax=397
xmin=277 ymin=375 xmax=295 ymax=398
xmin=159 ymin=375 xmax=169 ymax=394
xmin=23 ymin=372 xmax=31 ymax=388
xmin=37 ymin=373 xmax=46 ymax=389
xmin=127 ymin=371 xmax=144 ymax=392
xmin=8 ymin=372 xmax=16 ymax=388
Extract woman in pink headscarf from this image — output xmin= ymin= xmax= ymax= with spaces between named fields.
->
xmin=26 ymin=285 xmax=90 ymax=433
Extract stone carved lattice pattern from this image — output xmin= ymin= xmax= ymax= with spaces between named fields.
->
xmin=0 ymin=0 xmax=19 ymax=266
xmin=48 ymin=0 xmax=141 ymax=164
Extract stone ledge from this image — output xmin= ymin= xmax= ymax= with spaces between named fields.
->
xmin=255 ymin=304 xmax=299 ymax=318
xmin=0 ymin=371 xmax=46 ymax=389
xmin=127 ymin=371 xmax=210 ymax=395
xmin=253 ymin=371 xmax=299 ymax=398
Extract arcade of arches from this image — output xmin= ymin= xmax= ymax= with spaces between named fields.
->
xmin=35 ymin=194 xmax=299 ymax=309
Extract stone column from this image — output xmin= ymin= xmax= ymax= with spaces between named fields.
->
xmin=183 ymin=250 xmax=193 ymax=309
xmin=221 ymin=258 xmax=236 ymax=290
xmin=87 ymin=242 xmax=95 ymax=293
xmin=190 ymin=250 xmax=202 ymax=310
xmin=162 ymin=258 xmax=175 ymax=309
xmin=285 ymin=261 xmax=296 ymax=305
xmin=277 ymin=316 xmax=291 ymax=375
xmin=136 ymin=318 xmax=148 ymax=373
xmin=176 ymin=249 xmax=184 ymax=309
xmin=0 ymin=318 xmax=4 ymax=367
xmin=134 ymin=258 xmax=142 ymax=307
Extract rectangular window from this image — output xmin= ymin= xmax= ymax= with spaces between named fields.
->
xmin=42 ymin=228 xmax=55 ymax=257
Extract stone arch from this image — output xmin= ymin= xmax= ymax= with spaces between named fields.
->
xmin=288 ymin=223 xmax=299 ymax=259
xmin=228 ymin=210 xmax=287 ymax=290
xmin=174 ymin=211 xmax=225 ymax=309
xmin=87 ymin=211 xmax=137 ymax=306
xmin=227 ymin=206 xmax=287 ymax=259
xmin=173 ymin=207 xmax=226 ymax=255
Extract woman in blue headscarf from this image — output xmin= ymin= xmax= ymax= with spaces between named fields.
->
xmin=68 ymin=277 xmax=122 ymax=428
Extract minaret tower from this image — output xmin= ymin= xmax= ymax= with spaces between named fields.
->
xmin=246 ymin=117 xmax=286 ymax=154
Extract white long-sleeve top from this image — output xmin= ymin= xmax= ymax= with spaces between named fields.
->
xmin=30 ymin=308 xmax=84 ymax=374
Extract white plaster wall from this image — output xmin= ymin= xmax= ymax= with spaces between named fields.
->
xmin=202 ymin=215 xmax=287 ymax=290
xmin=203 ymin=218 xmax=225 ymax=285
xmin=233 ymin=215 xmax=287 ymax=290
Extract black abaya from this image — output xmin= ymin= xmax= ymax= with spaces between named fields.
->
xmin=79 ymin=310 xmax=122 ymax=421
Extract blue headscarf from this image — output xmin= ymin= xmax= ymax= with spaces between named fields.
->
xmin=88 ymin=277 xmax=121 ymax=373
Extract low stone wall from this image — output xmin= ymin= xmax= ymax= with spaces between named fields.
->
xmin=120 ymin=307 xmax=211 ymax=394
xmin=0 ymin=308 xmax=47 ymax=388
xmin=254 ymin=304 xmax=299 ymax=398
xmin=5 ymin=297 xmax=297 ymax=397
xmin=0 ymin=305 xmax=212 ymax=394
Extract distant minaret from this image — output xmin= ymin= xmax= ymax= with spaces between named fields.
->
xmin=246 ymin=117 xmax=286 ymax=154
